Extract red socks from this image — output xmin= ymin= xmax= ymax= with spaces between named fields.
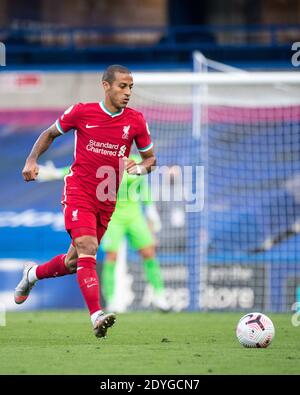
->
xmin=76 ymin=257 xmax=101 ymax=315
xmin=35 ymin=254 xmax=101 ymax=316
xmin=36 ymin=254 xmax=71 ymax=279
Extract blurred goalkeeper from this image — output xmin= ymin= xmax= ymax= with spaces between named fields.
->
xmin=37 ymin=155 xmax=170 ymax=312
xmin=101 ymin=154 xmax=170 ymax=312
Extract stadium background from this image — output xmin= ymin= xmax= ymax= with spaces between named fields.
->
xmin=0 ymin=0 xmax=300 ymax=313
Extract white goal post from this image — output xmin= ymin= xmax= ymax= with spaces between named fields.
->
xmin=134 ymin=72 xmax=300 ymax=85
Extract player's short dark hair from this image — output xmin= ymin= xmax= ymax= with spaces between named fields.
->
xmin=102 ymin=65 xmax=131 ymax=84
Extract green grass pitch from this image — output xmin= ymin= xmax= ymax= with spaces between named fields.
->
xmin=0 ymin=311 xmax=299 ymax=375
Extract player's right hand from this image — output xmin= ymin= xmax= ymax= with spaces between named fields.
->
xmin=122 ymin=156 xmax=146 ymax=175
xmin=22 ymin=159 xmax=39 ymax=182
xmin=122 ymin=156 xmax=136 ymax=172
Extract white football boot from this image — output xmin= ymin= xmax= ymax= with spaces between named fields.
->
xmin=14 ymin=262 xmax=37 ymax=304
xmin=93 ymin=312 xmax=116 ymax=338
xmin=152 ymin=292 xmax=172 ymax=313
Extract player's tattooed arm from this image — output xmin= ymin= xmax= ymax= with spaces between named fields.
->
xmin=22 ymin=123 xmax=62 ymax=182
xmin=139 ymin=148 xmax=156 ymax=174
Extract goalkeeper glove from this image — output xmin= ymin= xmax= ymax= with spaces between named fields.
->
xmin=145 ymin=203 xmax=162 ymax=233
xmin=36 ymin=161 xmax=67 ymax=182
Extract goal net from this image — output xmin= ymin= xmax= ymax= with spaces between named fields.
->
xmin=113 ymin=66 xmax=300 ymax=313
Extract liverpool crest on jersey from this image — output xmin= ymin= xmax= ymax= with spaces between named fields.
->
xmin=122 ymin=125 xmax=130 ymax=139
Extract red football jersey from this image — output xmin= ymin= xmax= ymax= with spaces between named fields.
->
xmin=55 ymin=101 xmax=153 ymax=209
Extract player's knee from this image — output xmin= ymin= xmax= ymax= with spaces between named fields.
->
xmin=140 ymin=246 xmax=155 ymax=259
xmin=106 ymin=251 xmax=117 ymax=261
xmin=65 ymin=257 xmax=77 ymax=273
xmin=75 ymin=237 xmax=98 ymax=256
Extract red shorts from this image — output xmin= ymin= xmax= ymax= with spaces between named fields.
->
xmin=63 ymin=202 xmax=114 ymax=244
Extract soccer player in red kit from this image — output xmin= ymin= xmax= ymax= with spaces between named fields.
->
xmin=14 ymin=65 xmax=156 ymax=338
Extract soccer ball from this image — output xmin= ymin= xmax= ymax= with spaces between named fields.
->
xmin=236 ymin=312 xmax=275 ymax=348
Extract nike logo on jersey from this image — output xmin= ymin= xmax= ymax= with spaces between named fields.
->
xmin=87 ymin=284 xmax=97 ymax=288
xmin=86 ymin=124 xmax=100 ymax=129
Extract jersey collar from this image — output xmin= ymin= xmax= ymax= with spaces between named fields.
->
xmin=99 ymin=101 xmax=124 ymax=117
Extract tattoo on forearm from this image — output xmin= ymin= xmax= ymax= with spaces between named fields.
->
xmin=27 ymin=124 xmax=61 ymax=161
